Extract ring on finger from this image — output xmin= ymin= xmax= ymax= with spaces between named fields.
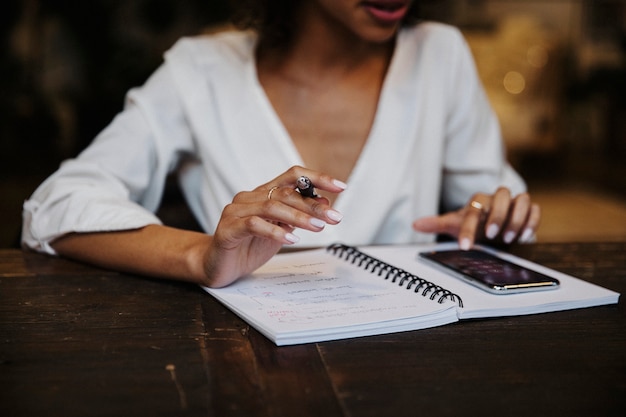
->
xmin=469 ymin=200 xmax=484 ymax=211
xmin=267 ymin=186 xmax=280 ymax=200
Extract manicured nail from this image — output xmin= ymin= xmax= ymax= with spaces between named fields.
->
xmin=333 ymin=179 xmax=348 ymax=190
xmin=486 ymin=223 xmax=499 ymax=239
xmin=326 ymin=210 xmax=343 ymax=222
xmin=520 ymin=228 xmax=534 ymax=242
xmin=309 ymin=217 xmax=326 ymax=229
xmin=460 ymin=238 xmax=471 ymax=251
xmin=285 ymin=233 xmax=300 ymax=244
xmin=504 ymin=230 xmax=516 ymax=244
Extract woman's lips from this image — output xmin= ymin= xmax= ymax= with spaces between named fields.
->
xmin=362 ymin=1 xmax=410 ymax=25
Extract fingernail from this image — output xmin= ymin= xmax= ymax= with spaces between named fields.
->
xmin=333 ymin=179 xmax=348 ymax=189
xmin=326 ymin=210 xmax=343 ymax=222
xmin=486 ymin=223 xmax=499 ymax=239
xmin=309 ymin=217 xmax=326 ymax=229
xmin=504 ymin=230 xmax=516 ymax=244
xmin=285 ymin=233 xmax=300 ymax=244
xmin=520 ymin=228 xmax=534 ymax=242
xmin=460 ymin=238 xmax=471 ymax=251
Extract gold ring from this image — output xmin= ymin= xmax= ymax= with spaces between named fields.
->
xmin=267 ymin=186 xmax=280 ymax=200
xmin=470 ymin=200 xmax=484 ymax=211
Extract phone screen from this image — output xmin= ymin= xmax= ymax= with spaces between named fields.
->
xmin=419 ymin=249 xmax=560 ymax=294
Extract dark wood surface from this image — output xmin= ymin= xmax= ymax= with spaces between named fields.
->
xmin=1 ymin=242 xmax=625 ymax=417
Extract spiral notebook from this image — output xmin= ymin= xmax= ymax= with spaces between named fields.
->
xmin=203 ymin=243 xmax=619 ymax=346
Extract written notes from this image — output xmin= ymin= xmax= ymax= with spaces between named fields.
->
xmin=227 ymin=257 xmax=448 ymax=328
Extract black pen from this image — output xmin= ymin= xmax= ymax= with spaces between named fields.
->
xmin=296 ymin=176 xmax=319 ymax=198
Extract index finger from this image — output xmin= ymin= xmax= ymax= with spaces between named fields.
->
xmin=260 ymin=166 xmax=347 ymax=194
xmin=458 ymin=196 xmax=488 ymax=250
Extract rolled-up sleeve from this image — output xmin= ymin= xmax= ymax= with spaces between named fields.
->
xmin=22 ymin=57 xmax=195 ymax=254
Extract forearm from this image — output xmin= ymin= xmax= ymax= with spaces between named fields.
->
xmin=52 ymin=224 xmax=211 ymax=285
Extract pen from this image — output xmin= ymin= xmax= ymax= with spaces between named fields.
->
xmin=296 ymin=176 xmax=319 ymax=198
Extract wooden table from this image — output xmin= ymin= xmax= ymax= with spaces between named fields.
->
xmin=1 ymin=242 xmax=625 ymax=417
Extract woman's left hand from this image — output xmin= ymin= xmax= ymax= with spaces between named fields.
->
xmin=412 ymin=187 xmax=541 ymax=249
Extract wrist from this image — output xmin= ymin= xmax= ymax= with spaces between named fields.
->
xmin=184 ymin=233 xmax=214 ymax=286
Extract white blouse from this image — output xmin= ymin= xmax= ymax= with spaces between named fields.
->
xmin=22 ymin=22 xmax=526 ymax=254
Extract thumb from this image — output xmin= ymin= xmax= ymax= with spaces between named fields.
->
xmin=412 ymin=212 xmax=463 ymax=236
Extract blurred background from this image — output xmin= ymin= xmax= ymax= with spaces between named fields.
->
xmin=1 ymin=0 xmax=625 ymax=248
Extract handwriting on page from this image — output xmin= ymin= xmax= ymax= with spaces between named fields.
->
xmin=231 ymin=261 xmax=437 ymax=325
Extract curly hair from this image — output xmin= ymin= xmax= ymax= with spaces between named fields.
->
xmin=229 ymin=0 xmax=422 ymax=49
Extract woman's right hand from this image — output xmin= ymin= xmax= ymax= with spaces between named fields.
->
xmin=200 ymin=166 xmax=347 ymax=288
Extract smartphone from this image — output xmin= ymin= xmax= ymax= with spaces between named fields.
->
xmin=419 ymin=249 xmax=560 ymax=295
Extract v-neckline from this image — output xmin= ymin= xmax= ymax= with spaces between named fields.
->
xmin=246 ymin=31 xmax=406 ymax=210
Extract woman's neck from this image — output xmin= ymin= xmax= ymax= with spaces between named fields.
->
xmin=257 ymin=2 xmax=396 ymax=84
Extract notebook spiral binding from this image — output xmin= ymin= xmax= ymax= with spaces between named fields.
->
xmin=327 ymin=243 xmax=463 ymax=307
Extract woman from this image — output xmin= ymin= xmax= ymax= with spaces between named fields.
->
xmin=22 ymin=0 xmax=540 ymax=288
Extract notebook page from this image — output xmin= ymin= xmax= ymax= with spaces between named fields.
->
xmin=204 ymin=248 xmax=459 ymax=345
xmin=364 ymin=243 xmax=620 ymax=319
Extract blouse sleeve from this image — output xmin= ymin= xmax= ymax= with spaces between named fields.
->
xmin=440 ymin=28 xmax=526 ymax=212
xmin=22 ymin=56 xmax=196 ymax=255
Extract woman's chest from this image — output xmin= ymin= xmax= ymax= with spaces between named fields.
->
xmin=263 ymin=74 xmax=383 ymax=186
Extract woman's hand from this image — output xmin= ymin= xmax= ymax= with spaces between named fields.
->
xmin=202 ymin=166 xmax=347 ymax=288
xmin=412 ymin=187 xmax=540 ymax=250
